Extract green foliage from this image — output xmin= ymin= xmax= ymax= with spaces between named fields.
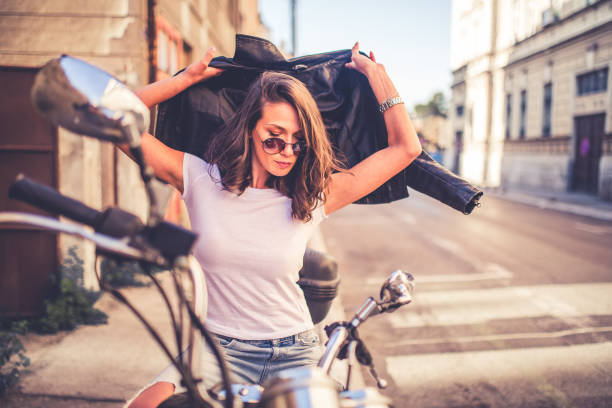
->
xmin=30 ymin=247 xmax=107 ymax=334
xmin=100 ymin=257 xmax=147 ymax=287
xmin=0 ymin=331 xmax=30 ymax=397
xmin=413 ymin=91 xmax=448 ymax=117
xmin=99 ymin=256 xmax=165 ymax=288
xmin=33 ymin=277 xmax=107 ymax=334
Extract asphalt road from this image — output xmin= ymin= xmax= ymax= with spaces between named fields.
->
xmin=320 ymin=192 xmax=612 ymax=408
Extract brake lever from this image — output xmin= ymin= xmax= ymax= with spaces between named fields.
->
xmin=353 ymin=335 xmax=388 ymax=389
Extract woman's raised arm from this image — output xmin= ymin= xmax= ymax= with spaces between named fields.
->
xmin=324 ymin=43 xmax=422 ymax=215
xmin=135 ymin=47 xmax=222 ymax=108
xmin=118 ymin=48 xmax=222 ymax=193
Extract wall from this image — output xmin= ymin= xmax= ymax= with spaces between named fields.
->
xmin=501 ymin=154 xmax=571 ymax=192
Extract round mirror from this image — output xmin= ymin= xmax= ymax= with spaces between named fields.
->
xmin=32 ymin=55 xmax=149 ymax=143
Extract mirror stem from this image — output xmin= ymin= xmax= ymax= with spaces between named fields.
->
xmin=120 ymin=113 xmax=163 ymax=227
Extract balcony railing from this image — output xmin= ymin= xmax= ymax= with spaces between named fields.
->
xmin=503 ymin=136 xmax=570 ymax=154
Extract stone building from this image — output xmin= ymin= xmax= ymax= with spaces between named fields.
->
xmin=0 ymin=0 xmax=267 ymax=316
xmin=449 ymin=0 xmax=612 ymax=200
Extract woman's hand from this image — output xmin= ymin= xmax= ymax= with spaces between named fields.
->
xmin=136 ymin=47 xmax=223 ymax=108
xmin=344 ymin=42 xmax=378 ymax=77
xmin=182 ymin=47 xmax=223 ymax=86
xmin=325 ymin=42 xmax=422 ymax=216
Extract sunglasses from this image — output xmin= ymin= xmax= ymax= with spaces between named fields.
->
xmin=260 ymin=137 xmax=307 ymax=155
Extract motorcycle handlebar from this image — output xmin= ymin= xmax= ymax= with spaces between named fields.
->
xmin=8 ymin=175 xmax=197 ymax=260
xmin=0 ymin=212 xmax=165 ymax=265
xmin=10 ymin=173 xmax=103 ymax=227
xmin=9 ymin=174 xmax=144 ymax=238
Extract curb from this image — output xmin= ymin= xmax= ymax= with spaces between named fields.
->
xmin=486 ymin=189 xmax=612 ymax=221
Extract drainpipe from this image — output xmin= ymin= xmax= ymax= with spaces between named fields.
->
xmin=147 ymin=0 xmax=157 ymax=84
xmin=483 ymin=0 xmax=498 ymax=186
xmin=291 ymin=0 xmax=297 ymax=55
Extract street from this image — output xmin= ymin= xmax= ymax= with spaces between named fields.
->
xmin=320 ymin=192 xmax=612 ymax=408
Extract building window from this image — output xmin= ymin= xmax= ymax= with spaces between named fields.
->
xmin=456 ymin=105 xmax=464 ymax=117
xmin=542 ymin=83 xmax=552 ymax=137
xmin=519 ymin=90 xmax=527 ymax=139
xmin=157 ymin=30 xmax=168 ymax=72
xmin=169 ymin=40 xmax=178 ymax=74
xmin=156 ymin=16 xmax=183 ymax=79
xmin=505 ymin=93 xmax=512 ymax=140
xmin=576 ymin=67 xmax=608 ymax=95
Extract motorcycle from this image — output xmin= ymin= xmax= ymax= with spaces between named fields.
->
xmin=0 ymin=55 xmax=415 ymax=408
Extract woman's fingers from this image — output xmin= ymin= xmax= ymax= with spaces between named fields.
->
xmin=345 ymin=42 xmax=360 ymax=69
xmin=345 ymin=42 xmax=378 ymax=74
xmin=206 ymin=67 xmax=224 ymax=78
xmin=201 ymin=47 xmax=216 ymax=67
xmin=185 ymin=47 xmax=224 ymax=82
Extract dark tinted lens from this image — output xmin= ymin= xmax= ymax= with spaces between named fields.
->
xmin=262 ymin=138 xmax=283 ymax=153
xmin=293 ymin=141 xmax=306 ymax=153
xmin=261 ymin=137 xmax=306 ymax=155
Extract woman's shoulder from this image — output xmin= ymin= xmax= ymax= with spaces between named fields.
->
xmin=184 ymin=152 xmax=218 ymax=177
xmin=182 ymin=153 xmax=221 ymax=198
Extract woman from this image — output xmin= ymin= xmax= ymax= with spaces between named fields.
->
xmin=128 ymin=43 xmax=421 ymax=408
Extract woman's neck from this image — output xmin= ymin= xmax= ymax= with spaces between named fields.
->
xmin=250 ymin=160 xmax=270 ymax=189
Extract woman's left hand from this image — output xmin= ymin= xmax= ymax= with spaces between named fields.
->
xmin=345 ymin=42 xmax=378 ymax=77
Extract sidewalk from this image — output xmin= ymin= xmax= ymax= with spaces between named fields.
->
xmin=485 ymin=186 xmax=612 ymax=221
xmin=1 ymin=228 xmax=355 ymax=408
xmin=1 ymin=274 xmax=181 ymax=408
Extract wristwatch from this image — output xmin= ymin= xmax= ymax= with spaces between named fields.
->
xmin=379 ymin=95 xmax=404 ymax=114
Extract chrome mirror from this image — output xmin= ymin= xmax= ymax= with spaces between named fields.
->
xmin=31 ymin=55 xmax=149 ymax=143
xmin=379 ymin=270 xmax=414 ymax=312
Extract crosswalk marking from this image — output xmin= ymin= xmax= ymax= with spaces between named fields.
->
xmin=387 ymin=283 xmax=612 ymax=328
xmin=573 ymin=222 xmax=612 ymax=235
xmin=365 ymin=263 xmax=512 ymax=286
xmin=386 ymin=342 xmax=612 ymax=388
xmin=389 ymin=326 xmax=612 ymax=347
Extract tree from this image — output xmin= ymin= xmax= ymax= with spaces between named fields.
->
xmin=413 ymin=91 xmax=447 ymax=117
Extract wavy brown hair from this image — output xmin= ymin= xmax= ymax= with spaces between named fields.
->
xmin=205 ymin=72 xmax=342 ymax=222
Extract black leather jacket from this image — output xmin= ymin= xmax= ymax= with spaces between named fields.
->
xmin=155 ymin=34 xmax=482 ymax=214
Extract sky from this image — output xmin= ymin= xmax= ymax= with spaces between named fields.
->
xmin=258 ymin=0 xmax=452 ymax=111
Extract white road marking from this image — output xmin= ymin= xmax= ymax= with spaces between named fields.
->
xmin=386 ymin=342 xmax=612 ymax=388
xmin=429 ymin=236 xmax=461 ymax=253
xmin=573 ymin=222 xmax=612 ymax=235
xmin=397 ymin=213 xmax=417 ymax=225
xmin=365 ymin=263 xmax=512 ymax=286
xmin=387 ymin=282 xmax=612 ymax=328
xmin=390 ymin=326 xmax=612 ymax=347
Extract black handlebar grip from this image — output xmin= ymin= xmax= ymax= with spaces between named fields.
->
xmin=8 ymin=174 xmax=193 ymax=257
xmin=9 ymin=173 xmax=103 ymax=227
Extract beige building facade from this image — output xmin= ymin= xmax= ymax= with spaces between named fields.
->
xmin=0 ymin=0 xmax=266 ymax=315
xmin=449 ymin=0 xmax=612 ymax=200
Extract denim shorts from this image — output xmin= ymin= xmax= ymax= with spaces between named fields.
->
xmin=198 ymin=329 xmax=324 ymax=389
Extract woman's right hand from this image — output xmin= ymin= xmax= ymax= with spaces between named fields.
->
xmin=181 ymin=47 xmax=223 ymax=86
xmin=135 ymin=47 xmax=223 ymax=108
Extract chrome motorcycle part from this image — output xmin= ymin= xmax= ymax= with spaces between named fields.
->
xmin=379 ymin=270 xmax=414 ymax=312
xmin=260 ymin=367 xmax=341 ymax=408
xmin=340 ymin=387 xmax=393 ymax=408
xmin=31 ymin=55 xmax=149 ymax=143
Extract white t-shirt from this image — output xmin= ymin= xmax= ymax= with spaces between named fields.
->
xmin=182 ymin=153 xmax=327 ymax=340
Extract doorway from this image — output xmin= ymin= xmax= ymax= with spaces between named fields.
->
xmin=0 ymin=66 xmax=58 ymax=316
xmin=572 ymin=114 xmax=605 ymax=193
